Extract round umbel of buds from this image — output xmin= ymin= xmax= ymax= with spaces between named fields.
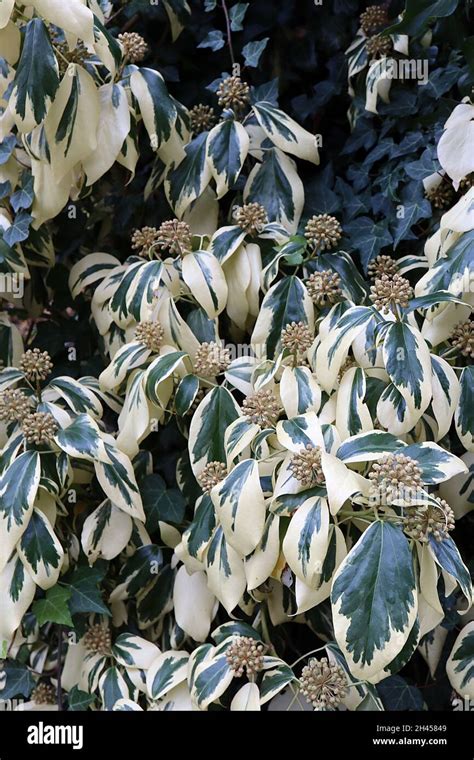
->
xmin=31 ymin=682 xmax=57 ymax=706
xmin=305 ymin=214 xmax=342 ymax=252
xmin=242 ymin=389 xmax=282 ymax=428
xmin=367 ymin=254 xmax=398 ymax=280
xmin=83 ymin=624 xmax=112 ymax=656
xmin=369 ymin=273 xmax=413 ymax=313
xmin=118 ymin=32 xmax=148 ymax=63
xmin=459 ymin=174 xmax=474 ymax=193
xmin=306 ymin=270 xmax=342 ymax=307
xmin=360 ymin=4 xmax=389 ymax=35
xmin=368 ymin=453 xmax=423 ymax=503
xmin=281 ymin=321 xmax=313 ymax=355
xmin=131 ymin=226 xmax=160 ymax=257
xmin=216 ymin=76 xmax=250 ymax=110
xmin=22 ymin=412 xmax=58 ymax=445
xmin=300 ymin=657 xmax=348 ymax=711
xmin=404 ymin=498 xmax=455 ymax=543
xmin=366 ymin=33 xmax=392 ymax=58
xmin=226 ymin=636 xmax=267 ymax=679
xmin=0 ymin=388 xmax=32 ymax=423
xmin=54 ymin=41 xmax=89 ymax=77
xmin=289 ymin=444 xmax=324 ymax=486
xmin=197 ymin=461 xmax=228 ymax=494
xmin=20 ymin=349 xmax=53 ymax=382
xmin=156 ymin=219 xmax=193 ymax=256
xmin=425 ymin=181 xmax=455 ymax=209
xmin=135 ymin=321 xmax=164 ymax=353
xmin=194 ymin=342 xmax=231 ymax=377
xmin=450 ymin=320 xmax=474 ymax=357
xmin=189 ymin=104 xmax=217 ymax=134
xmin=233 ymin=203 xmax=268 ymax=235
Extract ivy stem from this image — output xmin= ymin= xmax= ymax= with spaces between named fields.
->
xmin=290 ymin=645 xmax=326 ymax=669
xmin=221 ymin=0 xmax=236 ymax=67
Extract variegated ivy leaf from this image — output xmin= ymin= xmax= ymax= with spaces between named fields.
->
xmin=109 ymin=259 xmax=163 ymax=327
xmin=245 ymin=513 xmax=280 ymax=591
xmin=383 ymin=321 xmax=432 ymax=419
xmin=83 ymin=83 xmax=131 ymax=186
xmin=44 ymin=63 xmax=100 ymax=183
xmin=175 ymin=374 xmax=200 ymax=416
xmin=204 ymin=525 xmax=246 ymax=613
xmin=0 ymin=367 xmax=23 ymax=392
xmin=182 ymin=495 xmax=216 ymax=562
xmin=0 ymin=553 xmax=36 ymax=650
xmin=9 ymin=19 xmax=59 ymax=133
xmin=252 ymin=101 xmax=319 ymax=164
xmin=0 ymin=0 xmax=14 ymax=30
xmin=416 ymin=229 xmax=474 ymax=296
xmin=99 ymin=342 xmax=152 ymax=391
xmin=181 ymin=250 xmax=228 ymax=319
xmin=315 ymin=306 xmax=374 ymax=392
xmin=370 ymin=619 xmax=421 ymax=684
xmin=99 ymin=666 xmax=130 ymax=711
xmin=0 ymin=451 xmax=40 ymax=573
xmin=146 ymin=651 xmax=189 ymax=700
xmin=260 ymin=664 xmax=297 ymax=706
xmin=192 ymin=652 xmax=234 ymax=710
xmin=251 ymin=275 xmax=313 ymax=360
xmin=188 ymin=386 xmax=240 ymax=476
xmin=81 ymin=500 xmax=133 ymax=563
xmin=428 ymin=536 xmax=473 ymax=610
xmin=211 ymin=459 xmax=266 ymax=557
xmin=173 ymin=566 xmax=216 ymax=642
xmin=92 ymin=14 xmax=122 ymax=76
xmin=69 ymin=252 xmax=121 ymax=299
xmin=130 ymin=68 xmax=177 ymax=150
xmin=113 ymin=633 xmax=160 ymax=671
xmin=447 ymin=623 xmax=474 ymax=700
xmin=295 ymin=524 xmax=346 ymax=613
xmin=206 ymin=117 xmax=249 ymax=199
xmin=208 ymin=225 xmax=247 ymax=264
xmin=321 ymin=449 xmax=370 ymax=516
xmin=29 ymin=0 xmax=95 ymax=45
xmin=231 ymin=682 xmax=261 ymax=711
xmin=116 ymin=370 xmax=152 ymax=457
xmin=336 ymin=430 xmax=403 ymax=464
xmin=402 ymin=441 xmax=468 ymax=483
xmin=54 ymin=413 xmax=112 ymax=463
xmin=282 ymin=495 xmax=330 ymax=586
xmin=376 ymin=382 xmax=413 ymax=436
xmin=280 ymin=366 xmax=321 ymax=419
xmin=335 ymin=367 xmax=373 ymax=441
xmin=46 ymin=376 xmax=103 ymax=418
xmin=165 ymin=132 xmax=212 ymax=218
xmin=347 ymin=34 xmax=368 ymax=80
xmin=244 ymin=147 xmax=304 ymax=234
xmin=144 ymin=351 xmax=187 ymax=406
xmin=94 ymin=443 xmax=145 ymax=522
xmin=456 ymin=366 xmax=474 ymax=451
xmin=162 ymin=0 xmax=191 ymax=41
xmin=331 ymin=521 xmax=417 ymax=681
xmin=18 ymin=508 xmax=63 ymax=590
xmin=365 ymin=57 xmax=393 ymax=115
xmin=224 ymin=417 xmax=260 ymax=465
xmin=430 ymin=355 xmax=460 ymax=441
xmin=276 ymin=411 xmax=324 ymax=452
